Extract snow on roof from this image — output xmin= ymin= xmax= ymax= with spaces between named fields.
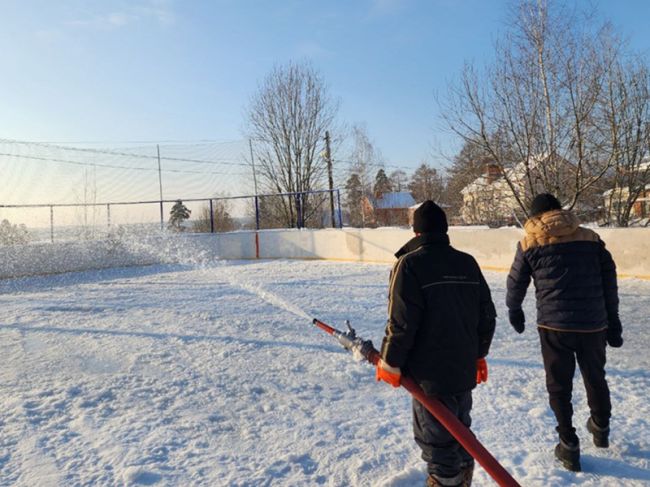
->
xmin=372 ymin=192 xmax=416 ymax=209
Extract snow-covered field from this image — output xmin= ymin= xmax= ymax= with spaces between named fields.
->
xmin=0 ymin=260 xmax=648 ymax=486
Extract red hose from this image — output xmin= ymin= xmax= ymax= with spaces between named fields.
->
xmin=314 ymin=319 xmax=521 ymax=487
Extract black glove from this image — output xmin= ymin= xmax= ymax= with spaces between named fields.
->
xmin=509 ymin=309 xmax=525 ymax=334
xmin=606 ymin=329 xmax=623 ymax=348
xmin=606 ymin=317 xmax=623 ymax=348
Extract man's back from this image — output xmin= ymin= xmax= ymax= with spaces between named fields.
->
xmin=507 ymin=209 xmax=618 ymax=332
xmin=382 ymin=233 xmax=496 ymax=395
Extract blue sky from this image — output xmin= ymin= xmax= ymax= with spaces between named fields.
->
xmin=1 ymin=0 xmax=649 ymax=171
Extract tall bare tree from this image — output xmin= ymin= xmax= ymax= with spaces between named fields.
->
xmin=603 ymin=59 xmax=650 ymax=226
xmin=247 ymin=61 xmax=339 ymax=227
xmin=441 ymin=0 xmax=623 ymax=216
xmin=389 ymin=169 xmax=408 ymax=192
xmin=348 ymin=123 xmax=382 ymax=197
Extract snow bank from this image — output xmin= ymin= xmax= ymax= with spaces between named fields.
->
xmin=2 ymin=226 xmax=648 ymax=279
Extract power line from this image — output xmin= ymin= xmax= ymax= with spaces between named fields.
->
xmin=20 ymin=138 xmax=246 ymax=145
xmin=0 ymin=152 xmax=246 ymax=176
xmin=0 ymin=138 xmax=251 ymax=167
xmin=335 ymin=158 xmax=420 ymax=172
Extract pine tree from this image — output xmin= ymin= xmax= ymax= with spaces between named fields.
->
xmin=169 ymin=200 xmax=191 ymax=231
xmin=373 ymin=169 xmax=392 ymax=198
xmin=408 ymin=163 xmax=444 ymax=203
xmin=345 ymin=173 xmax=364 ymax=227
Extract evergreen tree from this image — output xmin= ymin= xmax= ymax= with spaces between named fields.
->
xmin=169 ymin=200 xmax=191 ymax=231
xmin=408 ymin=163 xmax=444 ymax=203
xmin=345 ymin=173 xmax=364 ymax=227
xmin=373 ymin=169 xmax=392 ymax=197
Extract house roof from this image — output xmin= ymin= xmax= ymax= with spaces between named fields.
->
xmin=371 ymin=192 xmax=416 ymax=209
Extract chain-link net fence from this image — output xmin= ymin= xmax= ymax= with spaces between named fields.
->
xmin=0 ymin=139 xmax=344 ymax=245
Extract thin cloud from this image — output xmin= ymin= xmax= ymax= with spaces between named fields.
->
xmin=66 ymin=0 xmax=175 ymax=30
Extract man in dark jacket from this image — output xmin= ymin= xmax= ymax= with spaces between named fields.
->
xmin=376 ymin=200 xmax=496 ymax=487
xmin=506 ymin=193 xmax=623 ymax=472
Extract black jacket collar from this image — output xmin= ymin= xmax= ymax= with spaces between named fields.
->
xmin=395 ymin=233 xmax=450 ymax=258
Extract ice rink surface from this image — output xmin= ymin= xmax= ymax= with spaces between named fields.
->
xmin=0 ymin=260 xmax=648 ymax=486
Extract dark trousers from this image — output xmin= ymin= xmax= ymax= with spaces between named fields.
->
xmin=538 ymin=328 xmax=611 ymax=437
xmin=412 ymin=391 xmax=474 ymax=478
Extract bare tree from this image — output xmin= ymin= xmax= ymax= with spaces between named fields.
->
xmin=603 ymin=59 xmax=650 ymax=226
xmin=389 ymin=169 xmax=408 ymax=192
xmin=247 ymin=61 xmax=339 ymax=227
xmin=444 ymin=140 xmax=498 ymax=216
xmin=441 ymin=0 xmax=622 ymax=216
xmin=193 ymin=198 xmax=236 ymax=233
xmin=348 ymin=123 xmax=382 ymax=197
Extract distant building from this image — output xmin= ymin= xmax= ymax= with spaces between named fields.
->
xmin=460 ymin=155 xmax=575 ymax=226
xmin=603 ymin=160 xmax=650 ymax=221
xmin=460 ymin=162 xmax=519 ymax=226
xmin=362 ymin=192 xmax=416 ymax=227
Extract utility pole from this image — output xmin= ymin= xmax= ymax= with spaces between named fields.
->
xmin=249 ymin=139 xmax=258 ymax=195
xmin=325 ymin=131 xmax=335 ymax=228
xmin=157 ymin=144 xmax=164 ymax=230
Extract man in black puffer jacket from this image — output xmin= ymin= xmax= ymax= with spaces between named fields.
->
xmin=506 ymin=193 xmax=623 ymax=472
xmin=377 ymin=201 xmax=496 ymax=487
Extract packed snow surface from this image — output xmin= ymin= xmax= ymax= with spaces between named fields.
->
xmin=0 ymin=260 xmax=648 ymax=486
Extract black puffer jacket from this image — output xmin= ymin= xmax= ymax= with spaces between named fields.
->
xmin=506 ymin=209 xmax=621 ymax=335
xmin=380 ymin=233 xmax=496 ymax=395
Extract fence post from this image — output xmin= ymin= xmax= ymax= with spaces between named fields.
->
xmin=295 ymin=193 xmax=303 ymax=229
xmin=254 ymin=195 xmax=260 ymax=259
xmin=336 ymin=189 xmax=343 ymax=229
xmin=107 ymin=204 xmax=111 ymax=229
xmin=159 ymin=201 xmax=164 ymax=230
xmin=50 ymin=205 xmax=54 ymax=243
xmin=209 ymin=199 xmax=215 ymax=233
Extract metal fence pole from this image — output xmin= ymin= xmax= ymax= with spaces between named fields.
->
xmin=50 ymin=205 xmax=54 ymax=243
xmin=107 ymin=204 xmax=111 ymax=229
xmin=295 ymin=193 xmax=302 ymax=229
xmin=254 ymin=196 xmax=260 ymax=230
xmin=336 ymin=189 xmax=343 ymax=229
xmin=159 ymin=201 xmax=164 ymax=230
xmin=209 ymin=199 xmax=215 ymax=233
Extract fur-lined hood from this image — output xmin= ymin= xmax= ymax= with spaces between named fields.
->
xmin=521 ymin=209 xmax=598 ymax=250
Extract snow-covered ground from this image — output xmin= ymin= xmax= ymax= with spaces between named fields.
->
xmin=0 ymin=260 xmax=648 ymax=486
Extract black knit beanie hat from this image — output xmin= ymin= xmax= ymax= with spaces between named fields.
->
xmin=413 ymin=200 xmax=448 ymax=234
xmin=529 ymin=193 xmax=562 ymax=217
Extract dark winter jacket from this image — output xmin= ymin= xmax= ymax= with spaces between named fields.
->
xmin=380 ymin=233 xmax=496 ymax=396
xmin=506 ymin=209 xmax=621 ymax=337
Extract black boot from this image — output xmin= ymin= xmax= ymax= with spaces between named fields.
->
xmin=555 ymin=436 xmax=581 ymax=472
xmin=586 ymin=417 xmax=609 ymax=448
xmin=460 ymin=462 xmax=474 ymax=486
xmin=426 ymin=472 xmax=463 ymax=487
